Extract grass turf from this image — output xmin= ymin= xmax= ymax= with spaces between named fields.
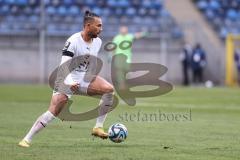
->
xmin=0 ymin=85 xmax=239 ymax=160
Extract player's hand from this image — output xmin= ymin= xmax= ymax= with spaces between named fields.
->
xmin=70 ymin=83 xmax=80 ymax=93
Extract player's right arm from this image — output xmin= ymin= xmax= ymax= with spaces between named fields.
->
xmin=61 ymin=40 xmax=74 ymax=64
xmin=60 ymin=39 xmax=80 ymax=93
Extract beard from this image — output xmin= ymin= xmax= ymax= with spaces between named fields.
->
xmin=88 ymin=31 xmax=98 ymax=38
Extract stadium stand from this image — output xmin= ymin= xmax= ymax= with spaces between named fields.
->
xmin=0 ymin=0 xmax=185 ymax=83
xmin=195 ymin=0 xmax=240 ymax=40
xmin=0 ymin=0 xmax=183 ymax=38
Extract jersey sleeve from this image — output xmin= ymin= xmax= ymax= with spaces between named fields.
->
xmin=62 ymin=38 xmax=76 ymax=57
xmin=129 ymin=34 xmax=134 ymax=41
xmin=59 ymin=55 xmax=72 ymax=65
xmin=112 ymin=35 xmax=119 ymax=45
xmin=97 ymin=38 xmax=102 ymax=53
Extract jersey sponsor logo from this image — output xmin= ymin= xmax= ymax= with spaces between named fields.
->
xmin=75 ymin=54 xmax=90 ymax=72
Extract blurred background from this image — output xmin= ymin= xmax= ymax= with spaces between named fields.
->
xmin=0 ymin=0 xmax=239 ymax=87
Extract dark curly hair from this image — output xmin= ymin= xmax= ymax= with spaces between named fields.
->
xmin=83 ymin=10 xmax=100 ymax=26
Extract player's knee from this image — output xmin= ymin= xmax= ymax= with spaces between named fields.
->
xmin=59 ymin=96 xmax=68 ymax=105
xmin=52 ymin=94 xmax=68 ymax=106
xmin=103 ymin=84 xmax=114 ymax=94
xmin=49 ymin=95 xmax=68 ymax=116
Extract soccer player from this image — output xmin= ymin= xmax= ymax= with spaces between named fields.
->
xmin=18 ymin=11 xmax=113 ymax=147
xmin=112 ymin=26 xmax=147 ymax=89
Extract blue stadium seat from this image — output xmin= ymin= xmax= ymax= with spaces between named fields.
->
xmin=44 ymin=0 xmax=51 ymax=6
xmin=92 ymin=7 xmax=102 ymax=16
xmin=133 ymin=16 xmax=142 ymax=24
xmin=227 ymin=9 xmax=238 ymax=20
xmin=64 ymin=15 xmax=74 ymax=23
xmin=197 ymin=0 xmax=208 ymax=10
xmin=0 ymin=22 xmax=10 ymax=33
xmin=118 ymin=0 xmax=129 ymax=8
xmin=33 ymin=7 xmax=40 ymax=15
xmin=15 ymin=0 xmax=28 ymax=6
xmin=131 ymin=0 xmax=141 ymax=8
xmin=0 ymin=0 xmax=182 ymax=38
xmin=4 ymin=0 xmax=16 ymax=5
xmin=64 ymin=0 xmax=74 ymax=6
xmin=126 ymin=7 xmax=136 ymax=17
xmin=138 ymin=8 xmax=147 ymax=16
xmin=114 ymin=8 xmax=123 ymax=17
xmin=0 ymin=5 xmax=10 ymax=15
xmin=142 ymin=0 xmax=153 ymax=9
xmin=195 ymin=0 xmax=240 ymax=39
xmin=47 ymin=23 xmax=57 ymax=33
xmin=107 ymin=0 xmax=117 ymax=7
xmin=46 ymin=6 xmax=56 ymax=16
xmin=51 ymin=0 xmax=60 ymax=7
xmin=149 ymin=8 xmax=158 ymax=17
xmin=152 ymin=0 xmax=163 ymax=9
xmin=102 ymin=8 xmax=111 ymax=16
xmin=85 ymin=0 xmax=95 ymax=7
xmin=96 ymin=0 xmax=105 ymax=7
xmin=57 ymin=6 xmax=67 ymax=16
xmin=17 ymin=14 xmax=27 ymax=22
xmin=28 ymin=0 xmax=38 ymax=6
xmin=219 ymin=26 xmax=228 ymax=39
xmin=69 ymin=5 xmax=80 ymax=16
xmin=29 ymin=15 xmax=39 ymax=25
xmin=159 ymin=8 xmax=170 ymax=18
xmin=205 ymin=9 xmax=215 ymax=20
xmin=10 ymin=5 xmax=20 ymax=15
xmin=23 ymin=6 xmax=33 ymax=15
xmin=209 ymin=0 xmax=220 ymax=10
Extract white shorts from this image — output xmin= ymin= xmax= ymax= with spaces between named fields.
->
xmin=52 ymin=72 xmax=91 ymax=98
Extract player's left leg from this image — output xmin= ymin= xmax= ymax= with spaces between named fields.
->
xmin=87 ymin=76 xmax=114 ymax=139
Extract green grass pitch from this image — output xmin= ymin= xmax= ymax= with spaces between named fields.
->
xmin=0 ymin=85 xmax=239 ymax=160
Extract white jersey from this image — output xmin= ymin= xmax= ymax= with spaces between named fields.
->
xmin=62 ymin=32 xmax=102 ymax=69
xmin=61 ymin=32 xmax=102 ymax=85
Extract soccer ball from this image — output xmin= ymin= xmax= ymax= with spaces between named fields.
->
xmin=108 ymin=123 xmax=128 ymax=143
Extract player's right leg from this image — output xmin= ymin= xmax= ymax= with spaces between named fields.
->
xmin=18 ymin=94 xmax=68 ymax=148
xmin=87 ymin=76 xmax=114 ymax=139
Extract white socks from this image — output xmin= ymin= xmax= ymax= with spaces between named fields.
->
xmin=24 ymin=111 xmax=55 ymax=143
xmin=23 ymin=93 xmax=113 ymax=143
xmin=95 ymin=92 xmax=114 ymax=128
